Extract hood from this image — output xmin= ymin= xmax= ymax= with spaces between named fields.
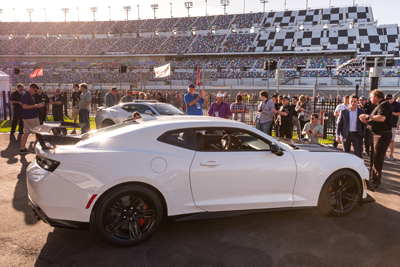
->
xmin=275 ymin=138 xmax=343 ymax=153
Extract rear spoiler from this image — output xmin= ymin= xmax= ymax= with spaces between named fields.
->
xmin=32 ymin=122 xmax=87 ymax=150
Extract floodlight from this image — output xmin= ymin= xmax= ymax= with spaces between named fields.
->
xmin=154 ymin=30 xmax=159 ymax=36
xmin=231 ymin=27 xmax=236 ymax=33
xmin=57 ymin=34 xmax=61 ymax=39
xmin=275 ymin=26 xmax=280 ymax=33
xmin=250 ymin=26 xmax=255 ymax=34
xmin=299 ymin=24 xmax=304 ymax=31
xmin=191 ymin=29 xmax=196 ymax=36
xmin=210 ymin=28 xmax=216 ymax=35
xmin=25 ymin=33 xmax=30 ymax=39
xmin=323 ymin=23 xmax=328 ymax=30
xmin=9 ymin=34 xmax=13 ymax=40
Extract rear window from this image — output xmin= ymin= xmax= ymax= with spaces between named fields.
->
xmin=152 ymin=104 xmax=184 ymax=115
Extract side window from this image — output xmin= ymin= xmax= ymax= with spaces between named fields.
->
xmin=194 ymin=128 xmax=271 ymax=151
xmin=157 ymin=129 xmax=196 ymax=150
xmin=121 ymin=104 xmax=155 ymax=114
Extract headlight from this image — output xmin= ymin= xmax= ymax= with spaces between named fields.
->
xmin=36 ymin=156 xmax=60 ymax=172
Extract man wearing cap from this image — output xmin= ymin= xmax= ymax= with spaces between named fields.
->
xmin=230 ymin=95 xmax=249 ymax=123
xmin=359 ymin=89 xmax=392 ymax=189
xmin=336 ymin=94 xmax=365 ymax=158
xmin=358 ymin=96 xmax=373 ymax=156
xmin=208 ymin=93 xmax=231 ymax=119
xmin=385 ymin=94 xmax=400 ymax=161
xmin=184 ymin=84 xmax=207 ymax=116
xmin=291 ymin=96 xmax=301 ymax=139
xmin=276 ymin=96 xmax=294 ymax=139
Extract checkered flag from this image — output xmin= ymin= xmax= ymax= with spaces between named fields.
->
xmin=336 ymin=56 xmax=366 ymax=75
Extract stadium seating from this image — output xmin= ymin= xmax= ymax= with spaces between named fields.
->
xmin=280 ymin=58 xmax=307 ymax=68
xmin=175 ymin=17 xmax=197 ymax=31
xmin=309 ymin=58 xmax=336 ymax=68
xmin=191 ymin=16 xmax=216 ymax=30
xmin=231 ymin=13 xmax=264 ymax=28
xmin=190 ymin=34 xmax=226 ymax=53
xmin=133 ymin=36 xmax=167 ymax=54
xmin=159 ymin=36 xmax=194 ymax=54
xmin=222 ymin=33 xmax=256 ymax=52
xmin=212 ymin=15 xmax=235 ymax=29
xmin=85 ymin=38 xmax=117 ymax=55
xmin=107 ymin=38 xmax=140 ymax=53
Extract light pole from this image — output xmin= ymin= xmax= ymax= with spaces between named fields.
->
xmin=137 ymin=5 xmax=140 ymax=20
xmin=353 ymin=0 xmax=356 ymax=6
xmin=260 ymin=0 xmax=269 ymax=13
xmin=0 ymin=9 xmax=3 ymax=22
xmin=61 ymin=8 xmax=69 ymax=22
xmin=205 ymin=0 xmax=207 ymax=16
xmin=108 ymin=6 xmax=111 ymax=21
xmin=243 ymin=0 xmax=245 ymax=14
xmin=284 ymin=0 xmax=287 ymax=10
xmin=151 ymin=4 xmax=159 ymax=19
xmin=26 ymin=9 xmax=34 ymax=22
xmin=77 ymin=7 xmax=79 ymax=21
xmin=13 ymin=8 xmax=15 ymax=22
xmin=44 ymin=8 xmax=47 ymax=22
xmin=123 ymin=6 xmax=131 ymax=21
xmin=170 ymin=3 xmax=172 ymax=18
xmin=90 ymin=7 xmax=98 ymax=21
xmin=220 ymin=0 xmax=229 ymax=16
xmin=184 ymin=2 xmax=193 ymax=17
xmin=306 ymin=0 xmax=308 ymax=9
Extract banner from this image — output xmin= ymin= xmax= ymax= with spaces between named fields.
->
xmin=154 ymin=63 xmax=170 ymax=78
xmin=196 ymin=66 xmax=201 ymax=86
xmin=30 ymin=68 xmax=43 ymax=79
xmin=336 ymin=56 xmax=365 ymax=75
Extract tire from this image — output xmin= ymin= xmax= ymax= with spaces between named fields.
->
xmin=101 ymin=119 xmax=115 ymax=128
xmin=95 ymin=185 xmax=163 ymax=246
xmin=318 ymin=170 xmax=362 ymax=216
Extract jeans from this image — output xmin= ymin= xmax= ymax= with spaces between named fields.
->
xmin=256 ymin=121 xmax=272 ymax=135
xmin=79 ymin=109 xmax=90 ymax=134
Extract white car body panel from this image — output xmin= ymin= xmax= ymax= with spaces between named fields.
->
xmin=190 ymin=151 xmax=297 ymax=211
xmin=27 ymin=116 xmax=370 ymax=225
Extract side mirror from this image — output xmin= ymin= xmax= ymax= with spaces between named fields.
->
xmin=144 ymin=110 xmax=153 ymax=115
xmin=271 ymin=143 xmax=284 ymax=156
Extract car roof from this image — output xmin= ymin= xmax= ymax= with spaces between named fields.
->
xmin=137 ymin=115 xmax=251 ymax=129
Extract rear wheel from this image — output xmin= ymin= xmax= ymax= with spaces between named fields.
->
xmin=318 ymin=170 xmax=362 ymax=216
xmin=101 ymin=119 xmax=115 ymax=128
xmin=95 ymin=185 xmax=163 ymax=246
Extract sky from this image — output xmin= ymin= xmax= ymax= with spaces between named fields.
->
xmin=0 ymin=0 xmax=398 ymax=26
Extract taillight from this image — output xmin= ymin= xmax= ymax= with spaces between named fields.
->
xmin=36 ymin=155 xmax=60 ymax=172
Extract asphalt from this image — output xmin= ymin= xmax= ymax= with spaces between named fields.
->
xmin=1 ymin=133 xmax=400 ymax=267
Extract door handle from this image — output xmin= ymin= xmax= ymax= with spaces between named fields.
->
xmin=200 ymin=161 xmax=220 ymax=166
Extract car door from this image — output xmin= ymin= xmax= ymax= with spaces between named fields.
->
xmin=189 ymin=128 xmax=297 ymax=212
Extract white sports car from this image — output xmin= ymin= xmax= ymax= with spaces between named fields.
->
xmin=27 ymin=116 xmax=375 ymax=246
xmin=95 ymin=101 xmax=184 ymax=129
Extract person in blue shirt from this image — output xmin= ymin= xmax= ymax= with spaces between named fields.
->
xmin=184 ymin=84 xmax=207 ymax=115
xmin=20 ymin=83 xmax=44 ymax=154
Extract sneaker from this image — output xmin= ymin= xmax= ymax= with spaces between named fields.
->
xmin=388 ymin=156 xmax=394 ymax=161
xmin=384 ymin=155 xmax=389 ymax=160
xmin=19 ymin=148 xmax=33 ymax=154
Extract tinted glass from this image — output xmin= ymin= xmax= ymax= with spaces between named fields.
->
xmin=152 ymin=104 xmax=184 ymax=115
xmin=121 ymin=104 xmax=155 ymax=114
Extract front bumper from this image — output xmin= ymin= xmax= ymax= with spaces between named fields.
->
xmin=29 ymin=196 xmax=89 ymax=230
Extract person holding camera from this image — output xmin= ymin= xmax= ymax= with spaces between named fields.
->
xmin=230 ymin=95 xmax=249 ymax=123
xmin=33 ymin=86 xmax=50 ymax=125
xmin=276 ymin=96 xmax=294 ymax=139
xmin=295 ymin=95 xmax=313 ymax=138
xmin=255 ymin=90 xmax=277 ymax=135
xmin=302 ymin=113 xmax=324 ymax=143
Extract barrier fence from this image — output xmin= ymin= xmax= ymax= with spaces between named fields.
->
xmin=1 ymin=90 xmax=340 ymax=138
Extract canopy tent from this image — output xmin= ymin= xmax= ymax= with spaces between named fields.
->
xmin=0 ymin=70 xmax=10 ymax=92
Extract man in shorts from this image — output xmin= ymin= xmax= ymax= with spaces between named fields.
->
xmin=71 ymin=84 xmax=81 ymax=134
xmin=385 ymin=94 xmax=400 ymax=161
xmin=20 ymin=83 xmax=44 ymax=154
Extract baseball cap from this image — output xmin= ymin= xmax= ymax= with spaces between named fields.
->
xmin=359 ymin=96 xmax=367 ymax=101
xmin=282 ymin=96 xmax=290 ymax=101
xmin=188 ymin=83 xmax=196 ymax=88
xmin=271 ymin=93 xmax=279 ymax=98
xmin=385 ymin=94 xmax=393 ymax=100
xmin=217 ymin=93 xmax=225 ymax=97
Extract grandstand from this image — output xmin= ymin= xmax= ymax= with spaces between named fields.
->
xmin=1 ymin=5 xmax=400 ymax=90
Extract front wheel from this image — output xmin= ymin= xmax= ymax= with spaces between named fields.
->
xmin=95 ymin=185 xmax=163 ymax=246
xmin=318 ymin=170 xmax=362 ymax=216
xmin=101 ymin=119 xmax=115 ymax=128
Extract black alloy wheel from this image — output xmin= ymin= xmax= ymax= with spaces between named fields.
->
xmin=95 ymin=185 xmax=163 ymax=246
xmin=101 ymin=119 xmax=115 ymax=128
xmin=318 ymin=170 xmax=362 ymax=216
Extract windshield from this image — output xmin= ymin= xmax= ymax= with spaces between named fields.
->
xmin=152 ymin=104 xmax=184 ymax=115
xmin=81 ymin=120 xmax=140 ymax=141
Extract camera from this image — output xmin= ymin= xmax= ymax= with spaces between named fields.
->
xmin=258 ymin=108 xmax=263 ymax=112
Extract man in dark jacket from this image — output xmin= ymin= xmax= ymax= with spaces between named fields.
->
xmin=336 ymin=94 xmax=366 ymax=158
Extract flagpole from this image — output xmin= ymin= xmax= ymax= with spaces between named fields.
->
xmin=202 ymin=64 xmax=205 ymax=92
xmin=362 ymin=55 xmax=367 ymax=97
xmin=169 ymin=62 xmax=172 ymax=91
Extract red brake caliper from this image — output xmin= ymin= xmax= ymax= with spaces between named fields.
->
xmin=138 ymin=205 xmax=148 ymax=226
xmin=328 ymin=186 xmax=332 ymax=203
